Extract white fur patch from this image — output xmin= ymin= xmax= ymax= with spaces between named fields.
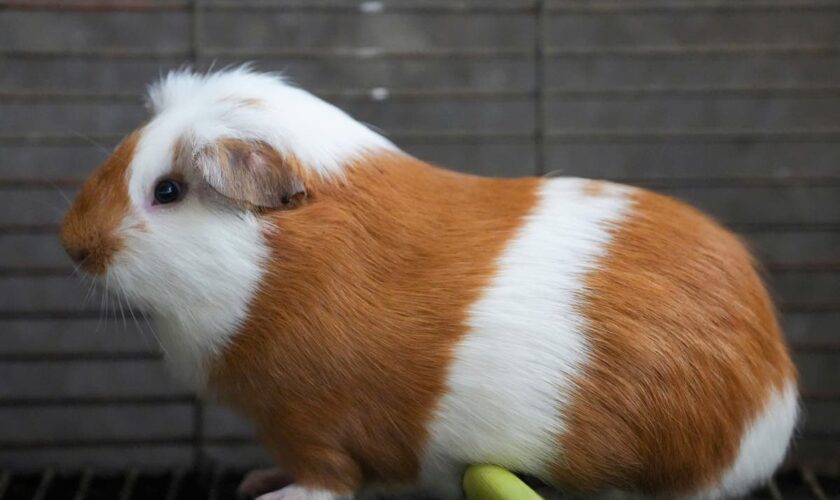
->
xmin=694 ymin=381 xmax=799 ymax=500
xmin=106 ymin=68 xmax=397 ymax=389
xmin=422 ymin=179 xmax=632 ymax=495
xmin=105 ymin=109 xmax=274 ymax=389
xmin=108 ymin=206 xmax=268 ymax=390
xmin=146 ymin=66 xmax=396 ymax=178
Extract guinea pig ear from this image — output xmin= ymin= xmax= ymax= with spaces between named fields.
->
xmin=192 ymin=139 xmax=307 ymax=210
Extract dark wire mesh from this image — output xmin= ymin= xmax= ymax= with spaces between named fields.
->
xmin=1 ymin=467 xmax=840 ymax=500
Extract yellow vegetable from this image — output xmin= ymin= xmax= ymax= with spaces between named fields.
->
xmin=463 ymin=465 xmax=544 ymax=500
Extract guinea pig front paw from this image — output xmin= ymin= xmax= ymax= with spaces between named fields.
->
xmin=237 ymin=467 xmax=293 ymax=500
xmin=256 ymin=485 xmax=346 ymax=500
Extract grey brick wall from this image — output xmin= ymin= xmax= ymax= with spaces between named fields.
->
xmin=0 ymin=0 xmax=838 ymax=471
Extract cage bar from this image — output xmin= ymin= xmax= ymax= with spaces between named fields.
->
xmin=72 ymin=469 xmax=92 ymax=500
xmin=165 ymin=468 xmax=185 ymax=500
xmin=799 ymin=466 xmax=829 ymax=500
xmin=0 ymin=472 xmax=10 ymax=500
xmin=117 ymin=469 xmax=138 ymax=500
xmin=30 ymin=469 xmax=54 ymax=500
xmin=767 ymin=477 xmax=785 ymax=500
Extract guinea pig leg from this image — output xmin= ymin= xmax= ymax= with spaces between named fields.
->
xmin=253 ymin=445 xmax=361 ymax=500
xmin=255 ymin=485 xmax=350 ymax=500
xmin=237 ymin=467 xmax=293 ymax=500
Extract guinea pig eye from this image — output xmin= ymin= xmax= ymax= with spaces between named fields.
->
xmin=153 ymin=179 xmax=183 ymax=205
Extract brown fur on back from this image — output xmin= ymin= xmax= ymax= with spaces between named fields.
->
xmin=554 ymin=187 xmax=796 ymax=495
xmin=210 ymin=154 xmax=540 ymax=491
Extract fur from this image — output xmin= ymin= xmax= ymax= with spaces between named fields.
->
xmin=209 ymin=155 xmax=541 ymax=494
xmin=60 ymin=68 xmax=798 ymax=499
xmin=422 ymin=179 xmax=632 ymax=497
xmin=697 ymin=382 xmax=799 ymax=499
xmin=146 ymin=66 xmax=396 ymax=179
xmin=557 ymin=188 xmax=798 ymax=496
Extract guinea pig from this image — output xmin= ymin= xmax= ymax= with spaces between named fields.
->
xmin=60 ymin=67 xmax=798 ymax=500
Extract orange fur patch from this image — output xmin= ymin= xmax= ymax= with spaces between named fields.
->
xmin=209 ymin=153 xmax=539 ymax=492
xmin=60 ymin=132 xmax=139 ymax=274
xmin=554 ymin=188 xmax=796 ymax=495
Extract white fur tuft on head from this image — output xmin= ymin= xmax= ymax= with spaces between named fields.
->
xmin=144 ymin=65 xmax=396 ymax=178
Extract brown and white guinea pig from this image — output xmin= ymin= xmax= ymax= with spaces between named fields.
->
xmin=61 ymin=68 xmax=798 ymax=500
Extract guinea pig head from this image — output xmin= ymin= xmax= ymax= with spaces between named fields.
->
xmin=60 ymin=68 xmax=395 ymax=386
xmin=62 ymin=129 xmax=310 ymax=388
xmin=61 ymin=128 xmax=307 ymax=307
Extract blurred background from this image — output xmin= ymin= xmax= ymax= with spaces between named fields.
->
xmin=0 ymin=0 xmax=838 ymax=498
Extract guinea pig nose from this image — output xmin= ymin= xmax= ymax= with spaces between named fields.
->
xmin=66 ymin=246 xmax=91 ymax=265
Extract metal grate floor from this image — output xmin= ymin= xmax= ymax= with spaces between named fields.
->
xmin=0 ymin=469 xmax=241 ymax=500
xmin=0 ymin=468 xmax=839 ymax=500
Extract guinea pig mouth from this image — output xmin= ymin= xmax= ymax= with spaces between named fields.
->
xmin=64 ymin=243 xmax=120 ymax=275
xmin=61 ymin=206 xmax=126 ymax=275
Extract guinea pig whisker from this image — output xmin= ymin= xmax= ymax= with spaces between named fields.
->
xmin=113 ymin=273 xmax=148 ymax=343
xmin=19 ymin=193 xmax=68 ymax=218
xmin=542 ymin=169 xmax=565 ymax=178
xmin=111 ymin=290 xmax=128 ymax=331
xmin=115 ymin=287 xmax=128 ymax=331
xmin=110 ymin=296 xmax=118 ymax=325
xmin=96 ymin=275 xmax=111 ymax=333
xmin=140 ymin=312 xmax=167 ymax=358
xmin=47 ymin=180 xmax=73 ymax=208
xmin=114 ymin=283 xmax=127 ymax=329
xmin=80 ymin=273 xmax=97 ymax=306
xmin=104 ymin=295 xmax=112 ymax=330
xmin=69 ymin=257 xmax=86 ymax=278
xmin=72 ymin=132 xmax=111 ymax=158
xmin=109 ymin=271 xmax=164 ymax=354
